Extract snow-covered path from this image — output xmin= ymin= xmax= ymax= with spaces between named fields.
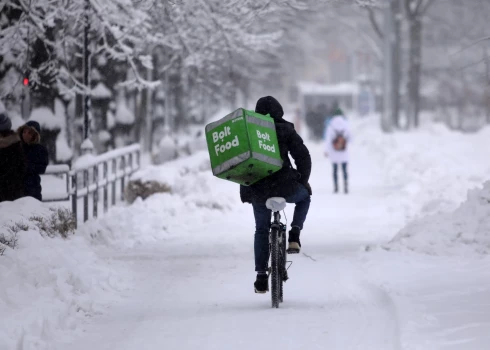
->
xmin=49 ymin=120 xmax=490 ymax=350
xmin=57 ymin=140 xmax=406 ymax=350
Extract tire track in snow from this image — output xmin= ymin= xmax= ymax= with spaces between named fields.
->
xmin=298 ymin=251 xmax=403 ymax=350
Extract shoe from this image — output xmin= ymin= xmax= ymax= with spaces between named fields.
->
xmin=254 ymin=273 xmax=269 ymax=294
xmin=287 ymin=226 xmax=301 ymax=254
xmin=344 ymin=182 xmax=348 ymax=194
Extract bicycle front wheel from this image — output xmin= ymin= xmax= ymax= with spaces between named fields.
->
xmin=270 ymin=227 xmax=280 ymax=308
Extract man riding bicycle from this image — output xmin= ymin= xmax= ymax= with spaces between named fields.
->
xmin=240 ymin=96 xmax=312 ymax=294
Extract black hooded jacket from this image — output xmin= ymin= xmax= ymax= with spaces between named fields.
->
xmin=240 ymin=96 xmax=311 ymax=203
xmin=18 ymin=121 xmax=49 ymax=201
xmin=0 ymin=130 xmax=26 ymax=202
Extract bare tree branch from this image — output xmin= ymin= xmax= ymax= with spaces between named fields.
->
xmin=366 ymin=6 xmax=383 ymax=39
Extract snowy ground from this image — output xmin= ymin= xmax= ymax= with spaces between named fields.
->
xmin=2 ymin=115 xmax=490 ymax=350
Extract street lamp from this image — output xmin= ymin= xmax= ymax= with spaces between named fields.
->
xmin=81 ymin=0 xmax=93 ymax=154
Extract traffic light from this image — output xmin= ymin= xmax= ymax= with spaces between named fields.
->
xmin=23 ymin=70 xmax=30 ymax=87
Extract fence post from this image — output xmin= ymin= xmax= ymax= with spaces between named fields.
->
xmin=112 ymin=159 xmax=117 ymax=206
xmin=121 ymin=156 xmax=126 ymax=201
xmin=83 ymin=169 xmax=89 ymax=222
xmin=65 ymin=171 xmax=69 ymax=200
xmin=71 ymin=172 xmax=78 ymax=228
xmin=103 ymin=162 xmax=108 ymax=213
xmin=93 ymin=165 xmax=99 ymax=218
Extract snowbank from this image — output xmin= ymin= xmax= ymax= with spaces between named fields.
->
xmin=79 ymin=150 xmax=238 ymax=248
xmin=0 ymin=198 xmax=127 ymax=350
xmin=385 ymin=181 xmax=490 ymax=255
xmin=356 ymin=117 xmax=490 ymax=219
xmin=353 ymin=116 xmax=490 ymax=255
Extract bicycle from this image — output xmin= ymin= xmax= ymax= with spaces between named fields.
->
xmin=265 ymin=197 xmax=291 ymax=308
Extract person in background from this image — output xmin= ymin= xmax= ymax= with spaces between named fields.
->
xmin=322 ymin=101 xmax=339 ymax=141
xmin=324 ymin=108 xmax=351 ymax=194
xmin=18 ymin=121 xmax=49 ymax=201
xmin=0 ymin=112 xmax=26 ymax=202
xmin=323 ymin=113 xmax=333 ymax=140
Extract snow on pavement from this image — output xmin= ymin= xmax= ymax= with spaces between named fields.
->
xmin=2 ymin=115 xmax=490 ymax=350
xmin=61 ymin=117 xmax=490 ymax=350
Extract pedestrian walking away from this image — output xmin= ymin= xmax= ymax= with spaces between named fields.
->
xmin=324 ymin=108 xmax=351 ymax=194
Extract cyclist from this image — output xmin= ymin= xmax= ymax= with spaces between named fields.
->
xmin=240 ymin=96 xmax=312 ymax=294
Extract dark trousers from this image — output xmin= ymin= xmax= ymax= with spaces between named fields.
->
xmin=251 ymin=185 xmax=310 ymax=272
xmin=333 ymin=162 xmax=348 ymax=191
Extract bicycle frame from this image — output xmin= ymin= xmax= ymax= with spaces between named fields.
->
xmin=271 ymin=211 xmax=282 ymax=230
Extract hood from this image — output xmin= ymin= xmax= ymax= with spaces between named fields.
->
xmin=255 ymin=96 xmax=284 ymax=120
xmin=18 ymin=121 xmax=41 ymax=144
xmin=0 ymin=131 xmax=21 ymax=149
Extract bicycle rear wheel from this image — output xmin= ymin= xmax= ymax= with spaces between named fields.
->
xmin=270 ymin=227 xmax=280 ymax=308
xmin=279 ymin=228 xmax=287 ymax=303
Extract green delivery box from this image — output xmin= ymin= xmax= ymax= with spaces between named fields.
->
xmin=205 ymin=108 xmax=283 ymax=186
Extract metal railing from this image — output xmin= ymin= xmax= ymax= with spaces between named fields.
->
xmin=42 ymin=144 xmax=141 ymax=227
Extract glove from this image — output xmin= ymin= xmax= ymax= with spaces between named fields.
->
xmin=304 ymin=182 xmax=312 ymax=196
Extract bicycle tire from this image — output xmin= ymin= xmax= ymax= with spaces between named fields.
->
xmin=279 ymin=228 xmax=286 ymax=303
xmin=270 ymin=227 xmax=280 ymax=308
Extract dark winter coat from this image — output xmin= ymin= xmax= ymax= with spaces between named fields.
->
xmin=18 ymin=121 xmax=49 ymax=201
xmin=240 ymin=96 xmax=312 ymax=203
xmin=0 ymin=130 xmax=26 ymax=202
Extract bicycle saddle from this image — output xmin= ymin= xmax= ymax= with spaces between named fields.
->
xmin=266 ymin=197 xmax=286 ymax=211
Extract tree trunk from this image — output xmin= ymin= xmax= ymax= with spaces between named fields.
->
xmin=485 ymin=48 xmax=490 ymax=124
xmin=169 ymin=56 xmax=185 ymax=131
xmin=392 ymin=0 xmax=402 ymax=128
xmin=382 ymin=0 xmax=395 ymax=133
xmin=407 ymin=16 xmax=422 ymax=128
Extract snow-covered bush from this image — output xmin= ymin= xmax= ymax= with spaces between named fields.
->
xmin=152 ymin=133 xmax=178 ymax=164
xmin=0 ymin=200 xmax=76 ymax=256
xmin=152 ymin=127 xmax=206 ymax=165
xmin=29 ymin=107 xmax=61 ymax=131
xmin=1 ymin=208 xmax=75 ymax=247
xmin=56 ymin=132 xmax=73 ymax=162
xmin=0 ymin=228 xmax=20 ymax=255
xmin=125 ymin=179 xmax=172 ymax=204
xmin=29 ymin=208 xmax=76 ymax=239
